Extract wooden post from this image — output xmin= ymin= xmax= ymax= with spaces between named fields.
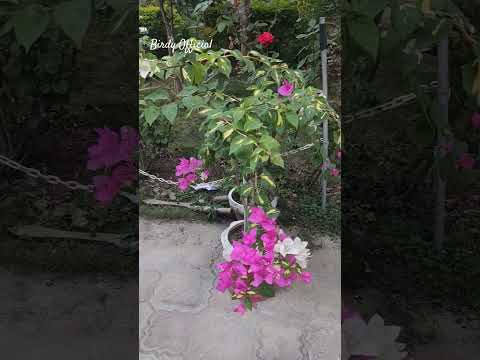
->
xmin=434 ymin=33 xmax=449 ymax=250
xmin=319 ymin=16 xmax=329 ymax=210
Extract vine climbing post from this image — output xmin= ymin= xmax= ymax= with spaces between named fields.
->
xmin=319 ymin=16 xmax=328 ymax=210
xmin=434 ymin=32 xmax=449 ymax=250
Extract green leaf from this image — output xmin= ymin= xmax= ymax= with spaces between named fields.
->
xmin=392 ymin=6 xmax=421 ymax=39
xmin=145 ymin=89 xmax=169 ymax=101
xmin=13 ymin=4 xmax=49 ymax=51
xmin=231 ymin=109 xmax=245 ymax=122
xmin=216 ymin=58 xmax=232 ymax=78
xmin=270 ymin=153 xmax=285 ymax=168
xmin=191 ymin=61 xmax=206 ymax=85
xmin=244 ymin=115 xmax=263 ymax=131
xmin=178 ymin=86 xmax=197 ymax=97
xmin=161 ymin=103 xmax=178 ymax=124
xmin=260 ymin=134 xmax=280 ymax=152
xmin=260 ymin=174 xmax=276 ymax=188
xmin=182 ymin=95 xmax=204 ymax=110
xmin=255 ymin=283 xmax=275 ymax=298
xmin=286 ymin=111 xmax=299 ymax=129
xmin=351 ymin=0 xmax=388 ymax=17
xmin=223 ymin=126 xmax=235 ymax=139
xmin=193 ymin=0 xmax=213 ymax=16
xmin=54 ymin=0 xmax=91 ymax=48
xmin=144 ymin=106 xmax=161 ymax=125
xmin=349 ymin=17 xmax=379 ymax=61
xmin=244 ymin=297 xmax=253 ymax=310
xmin=229 ymin=135 xmax=255 ymax=155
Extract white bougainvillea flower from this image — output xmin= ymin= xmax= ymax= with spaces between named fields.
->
xmin=274 ymin=237 xmax=311 ymax=269
xmin=342 ymin=314 xmax=407 ymax=360
xmin=139 ymin=58 xmax=154 ymax=79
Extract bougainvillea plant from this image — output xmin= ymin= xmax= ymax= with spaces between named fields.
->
xmin=216 ymin=207 xmax=312 ymax=315
xmin=87 ymin=127 xmax=138 ymax=205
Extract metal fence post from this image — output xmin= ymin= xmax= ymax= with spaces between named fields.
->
xmin=434 ymin=33 xmax=449 ymax=250
xmin=320 ymin=16 xmax=329 ymax=210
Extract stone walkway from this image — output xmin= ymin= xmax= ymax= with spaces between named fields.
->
xmin=140 ymin=218 xmax=341 ymax=360
xmin=0 ymin=269 xmax=137 ymax=359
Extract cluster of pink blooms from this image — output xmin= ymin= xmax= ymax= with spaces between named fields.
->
xmin=175 ymin=157 xmax=209 ymax=191
xmin=87 ymin=127 xmax=138 ymax=205
xmin=216 ymin=207 xmax=312 ymax=315
xmin=278 ymin=80 xmax=294 ymax=97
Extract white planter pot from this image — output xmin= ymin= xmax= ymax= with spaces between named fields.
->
xmin=220 ymin=220 xmax=245 ymax=261
xmin=228 ymin=188 xmax=279 ymax=220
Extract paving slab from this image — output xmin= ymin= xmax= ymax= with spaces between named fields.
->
xmin=140 ymin=218 xmax=341 ymax=360
xmin=0 ymin=269 xmax=137 ymax=359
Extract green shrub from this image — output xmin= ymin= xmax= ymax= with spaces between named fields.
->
xmin=139 ymin=5 xmax=191 ymax=42
xmin=139 ymin=1 xmax=314 ymax=65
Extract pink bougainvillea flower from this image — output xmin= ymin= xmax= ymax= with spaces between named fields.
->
xmin=261 ymin=230 xmax=277 ymax=251
xmin=330 ymin=168 xmax=340 ymax=177
xmin=252 ymin=266 xmax=274 ymax=287
xmin=119 ymin=126 xmax=139 ymax=161
xmin=233 ymin=279 xmax=248 ymax=294
xmin=217 ymin=262 xmax=232 ymax=272
xmin=177 ymin=173 xmax=198 ymax=191
xmin=230 ymin=241 xmax=250 ymax=262
xmin=248 ymin=207 xmax=276 ymax=231
xmin=216 ymin=275 xmax=232 ymax=293
xmin=88 ymin=127 xmax=138 ymax=171
xmin=111 ymin=162 xmax=136 ymax=186
xmin=175 ymin=157 xmax=205 ymax=190
xmin=87 ymin=128 xmax=123 ymax=170
xmin=188 ymin=157 xmax=203 ymax=172
xmin=300 ymin=271 xmax=312 ymax=284
xmin=175 ymin=158 xmax=191 ymax=177
xmin=175 ymin=157 xmax=203 ymax=177
xmin=242 ymin=228 xmax=257 ymax=246
xmin=471 ymin=112 xmax=480 ymax=129
xmin=234 ymin=303 xmax=246 ymax=315
xmin=457 ymin=153 xmax=475 ymax=170
xmin=232 ymin=262 xmax=248 ymax=276
xmin=336 ymin=150 xmax=342 ymax=159
xmin=277 ymin=80 xmax=295 ymax=97
xmin=257 ymin=31 xmax=274 ymax=47
xmin=248 ymin=207 xmax=269 ymax=224
xmin=93 ymin=175 xmax=122 ymax=205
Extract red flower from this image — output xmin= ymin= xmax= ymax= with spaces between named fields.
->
xmin=257 ymin=32 xmax=274 ymax=48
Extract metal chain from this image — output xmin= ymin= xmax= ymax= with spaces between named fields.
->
xmin=0 ymin=155 xmax=93 ymax=192
xmin=281 ymin=142 xmax=316 ymax=156
xmin=343 ymin=81 xmax=439 ymax=124
xmin=139 ymin=169 xmax=178 ymax=186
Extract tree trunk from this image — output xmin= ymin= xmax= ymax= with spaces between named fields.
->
xmin=238 ymin=0 xmax=251 ymax=55
xmin=158 ymin=0 xmax=174 ymax=56
xmin=158 ymin=0 xmax=182 ymax=93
